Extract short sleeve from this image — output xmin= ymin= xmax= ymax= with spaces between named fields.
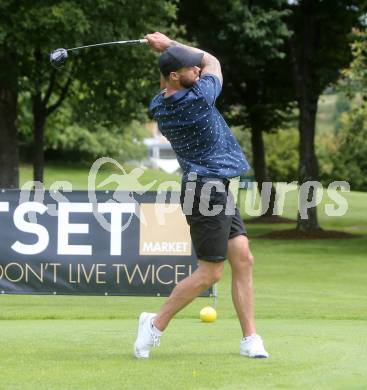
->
xmin=148 ymin=92 xmax=162 ymax=119
xmin=148 ymin=98 xmax=155 ymax=119
xmin=192 ymin=74 xmax=222 ymax=105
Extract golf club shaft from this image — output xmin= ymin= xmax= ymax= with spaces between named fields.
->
xmin=67 ymin=39 xmax=148 ymax=52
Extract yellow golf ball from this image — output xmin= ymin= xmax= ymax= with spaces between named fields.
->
xmin=200 ymin=306 xmax=217 ymax=322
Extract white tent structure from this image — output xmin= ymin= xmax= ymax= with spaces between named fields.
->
xmin=144 ymin=123 xmax=180 ymax=174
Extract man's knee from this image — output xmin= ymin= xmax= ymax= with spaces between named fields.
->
xmin=228 ymin=235 xmax=254 ymax=267
xmin=245 ymin=251 xmax=254 ymax=267
xmin=198 ymin=261 xmax=224 ymax=286
xmin=232 ymin=250 xmax=254 ymax=269
xmin=211 ymin=263 xmax=224 ymax=283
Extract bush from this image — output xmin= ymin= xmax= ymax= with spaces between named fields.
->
xmin=18 ymin=97 xmax=147 ymax=164
xmin=326 ymin=104 xmax=367 ymax=191
xmin=232 ymin=126 xmax=299 ymax=182
xmin=264 ymin=128 xmax=299 ymax=182
xmin=231 ymin=126 xmax=253 ymax=167
xmin=44 ymin=120 xmax=147 ymax=163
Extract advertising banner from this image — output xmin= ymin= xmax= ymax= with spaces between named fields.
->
xmin=0 ymin=190 xmax=209 ymax=296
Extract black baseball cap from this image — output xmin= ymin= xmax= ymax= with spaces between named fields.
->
xmin=159 ymin=46 xmax=204 ymax=76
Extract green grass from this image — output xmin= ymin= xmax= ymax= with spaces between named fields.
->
xmin=19 ymin=163 xmax=181 ymax=191
xmin=0 ymin=164 xmax=366 ymax=389
xmin=239 ymin=183 xmax=367 ymax=234
xmin=1 ymin=236 xmax=367 ymax=389
xmin=0 ymin=319 xmax=366 ymax=390
xmin=20 ymin=163 xmax=366 ymax=233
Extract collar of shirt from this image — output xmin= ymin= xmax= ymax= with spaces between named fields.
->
xmin=163 ymin=88 xmax=189 ymax=104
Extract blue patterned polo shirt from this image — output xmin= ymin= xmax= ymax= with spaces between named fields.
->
xmin=149 ymin=74 xmax=250 ymax=178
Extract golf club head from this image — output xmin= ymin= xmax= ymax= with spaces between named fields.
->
xmin=50 ymin=48 xmax=68 ymax=69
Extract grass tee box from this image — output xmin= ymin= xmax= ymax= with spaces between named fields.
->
xmin=0 ymin=164 xmax=365 ymax=388
xmin=0 ymin=236 xmax=366 ymax=389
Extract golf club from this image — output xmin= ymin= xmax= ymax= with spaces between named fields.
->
xmin=50 ymin=38 xmax=148 ymax=69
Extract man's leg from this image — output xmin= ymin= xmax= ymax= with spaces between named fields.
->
xmin=154 ymin=260 xmax=224 ymax=331
xmin=227 ymin=234 xmax=256 ymax=337
xmin=227 ymin=234 xmax=269 ymax=358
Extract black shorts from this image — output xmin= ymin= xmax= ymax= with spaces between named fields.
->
xmin=180 ymin=176 xmax=247 ymax=262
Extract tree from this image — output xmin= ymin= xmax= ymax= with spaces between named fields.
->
xmin=331 ymin=105 xmax=367 ymax=190
xmin=0 ymin=0 xmax=177 ymax=186
xmin=0 ymin=4 xmax=19 ymax=188
xmin=285 ymin=0 xmax=363 ymax=231
xmin=319 ymin=28 xmax=367 ymax=190
xmin=343 ymin=28 xmax=367 ymax=93
xmin=178 ymin=0 xmax=294 ymax=217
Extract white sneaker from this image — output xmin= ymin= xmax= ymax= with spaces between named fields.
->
xmin=240 ymin=334 xmax=269 ymax=358
xmin=134 ymin=312 xmax=161 ymax=359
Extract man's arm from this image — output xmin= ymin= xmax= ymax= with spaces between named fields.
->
xmin=145 ymin=32 xmax=223 ymax=85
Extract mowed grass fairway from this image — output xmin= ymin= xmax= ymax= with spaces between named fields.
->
xmin=0 ymin=165 xmax=366 ymax=389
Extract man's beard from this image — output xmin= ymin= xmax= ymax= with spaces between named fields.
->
xmin=179 ymin=76 xmax=196 ymax=88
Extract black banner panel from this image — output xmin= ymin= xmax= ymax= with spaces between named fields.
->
xmin=0 ymin=190 xmax=209 ymax=296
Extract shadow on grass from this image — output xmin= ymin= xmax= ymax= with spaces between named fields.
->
xmin=259 ymin=228 xmax=361 ymax=240
xmin=245 ymin=216 xmax=296 ymax=224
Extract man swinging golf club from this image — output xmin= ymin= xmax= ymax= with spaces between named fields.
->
xmin=134 ymin=32 xmax=269 ymax=359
